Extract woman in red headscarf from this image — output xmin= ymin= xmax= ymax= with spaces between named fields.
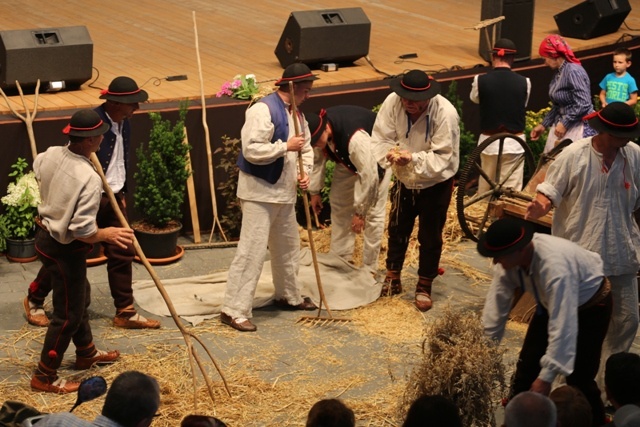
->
xmin=530 ymin=35 xmax=596 ymax=153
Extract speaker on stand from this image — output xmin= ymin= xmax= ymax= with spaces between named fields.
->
xmin=478 ymin=0 xmax=535 ymax=62
xmin=274 ymin=7 xmax=371 ymax=68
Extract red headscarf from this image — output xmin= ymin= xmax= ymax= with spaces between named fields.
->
xmin=538 ymin=35 xmax=581 ymax=65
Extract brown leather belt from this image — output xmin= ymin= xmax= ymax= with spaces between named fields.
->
xmin=481 ymin=129 xmax=524 ymax=136
xmin=580 ymin=277 xmax=611 ymax=311
xmin=34 ymin=216 xmax=49 ymax=232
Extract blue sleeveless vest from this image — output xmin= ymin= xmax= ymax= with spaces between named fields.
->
xmin=236 ymin=92 xmax=287 ymax=184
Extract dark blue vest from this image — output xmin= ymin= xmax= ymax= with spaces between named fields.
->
xmin=236 ymin=92 xmax=287 ymax=184
xmin=95 ymin=104 xmax=131 ymax=191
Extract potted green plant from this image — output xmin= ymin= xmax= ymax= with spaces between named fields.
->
xmin=214 ymin=135 xmax=242 ymax=239
xmin=132 ymin=103 xmax=190 ymax=260
xmin=0 ymin=157 xmax=41 ymax=262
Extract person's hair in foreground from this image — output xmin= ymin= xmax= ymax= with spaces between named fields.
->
xmin=306 ymin=398 xmax=355 ymax=427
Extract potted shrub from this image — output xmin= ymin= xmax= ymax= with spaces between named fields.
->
xmin=132 ymin=103 xmax=190 ymax=260
xmin=0 ymin=157 xmax=41 ymax=262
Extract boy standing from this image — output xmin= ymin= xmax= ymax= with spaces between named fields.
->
xmin=599 ymin=47 xmax=638 ymax=107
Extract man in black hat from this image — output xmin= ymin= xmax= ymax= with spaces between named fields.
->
xmin=23 ymin=76 xmax=160 ymax=329
xmin=371 ymin=69 xmax=459 ymax=312
xmin=30 ymin=109 xmax=133 ymax=393
xmin=478 ymin=218 xmax=612 ymax=425
xmin=470 ymin=38 xmax=531 ymax=194
xmin=526 ymin=102 xmax=640 ymax=392
xmin=306 ymin=106 xmax=391 ymax=273
xmin=220 ymin=63 xmax=318 ymax=332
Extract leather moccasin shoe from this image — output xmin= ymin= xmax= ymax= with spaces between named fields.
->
xmin=23 ymin=297 xmax=50 ymax=327
xmin=113 ymin=313 xmax=161 ymax=329
xmin=31 ymin=375 xmax=80 ymax=394
xmin=415 ymin=293 xmax=433 ymax=312
xmin=75 ymin=349 xmax=120 ymax=370
xmin=273 ymin=297 xmax=317 ymax=311
xmin=220 ymin=312 xmax=257 ymax=332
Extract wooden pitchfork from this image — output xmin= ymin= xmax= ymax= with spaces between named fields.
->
xmin=89 ymin=153 xmax=231 ymax=408
xmin=288 ymin=81 xmax=350 ymax=325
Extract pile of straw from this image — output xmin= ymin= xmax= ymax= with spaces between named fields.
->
xmin=401 ymin=305 xmax=506 ymax=427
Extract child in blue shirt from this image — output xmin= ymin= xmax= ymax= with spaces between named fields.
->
xmin=599 ymin=47 xmax=638 ymax=107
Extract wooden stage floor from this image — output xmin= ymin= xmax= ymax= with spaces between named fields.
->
xmin=1 ymin=0 xmax=639 ymax=117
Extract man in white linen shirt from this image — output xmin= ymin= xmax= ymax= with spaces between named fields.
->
xmin=220 ymin=63 xmax=318 ymax=332
xmin=478 ymin=218 xmax=612 ymax=426
xmin=526 ymin=102 xmax=640 ymax=395
xmin=371 ymin=69 xmax=459 ymax=312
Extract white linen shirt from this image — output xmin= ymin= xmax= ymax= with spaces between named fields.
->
xmin=309 ymin=129 xmax=379 ymax=216
xmin=483 ymin=233 xmax=604 ymax=382
xmin=536 ymin=137 xmax=640 ymax=276
xmin=236 ymin=100 xmax=313 ymax=204
xmin=34 ymin=146 xmax=102 ymax=244
xmin=371 ymin=93 xmax=460 ymax=190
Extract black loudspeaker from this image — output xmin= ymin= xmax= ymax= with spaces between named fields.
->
xmin=274 ymin=8 xmax=371 ymax=68
xmin=0 ymin=26 xmax=93 ymax=90
xmin=554 ymin=0 xmax=631 ymax=40
xmin=479 ymin=0 xmax=535 ymax=62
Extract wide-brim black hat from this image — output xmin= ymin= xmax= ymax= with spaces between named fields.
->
xmin=493 ymin=38 xmax=517 ymax=56
xmin=477 ymin=218 xmax=534 ymax=258
xmin=63 ymin=109 xmax=110 ymax=137
xmin=99 ymin=76 xmax=149 ymax=103
xmin=275 ymin=63 xmax=319 ymax=87
xmin=390 ymin=70 xmax=441 ymax=102
xmin=306 ymin=109 xmax=328 ymax=146
xmin=586 ymin=102 xmax=640 ymax=139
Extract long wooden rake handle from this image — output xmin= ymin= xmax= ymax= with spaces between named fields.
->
xmin=288 ymin=82 xmax=333 ymax=318
xmin=89 ymin=153 xmax=231 ymax=405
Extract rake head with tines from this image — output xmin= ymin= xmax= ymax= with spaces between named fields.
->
xmin=296 ymin=311 xmax=352 ymax=326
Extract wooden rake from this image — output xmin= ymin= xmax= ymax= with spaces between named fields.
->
xmin=89 ymin=153 xmax=231 ymax=408
xmin=288 ymin=82 xmax=350 ymax=326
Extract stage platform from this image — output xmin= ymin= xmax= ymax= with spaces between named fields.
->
xmin=0 ymin=0 xmax=639 ymax=117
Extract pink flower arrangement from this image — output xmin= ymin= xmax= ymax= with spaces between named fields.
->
xmin=215 ymin=74 xmax=260 ymax=100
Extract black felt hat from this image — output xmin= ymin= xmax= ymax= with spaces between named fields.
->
xmin=274 ymin=63 xmax=319 ymax=87
xmin=62 ymin=109 xmax=110 ymax=137
xmin=306 ymin=109 xmax=328 ymax=146
xmin=477 ymin=218 xmax=534 ymax=258
xmin=586 ymin=102 xmax=640 ymax=139
xmin=99 ymin=76 xmax=149 ymax=103
xmin=493 ymin=38 xmax=517 ymax=56
xmin=390 ymin=70 xmax=441 ymax=101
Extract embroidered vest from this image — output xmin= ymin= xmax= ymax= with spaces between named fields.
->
xmin=477 ymin=67 xmax=528 ymax=134
xmin=236 ymin=92 xmax=288 ymax=184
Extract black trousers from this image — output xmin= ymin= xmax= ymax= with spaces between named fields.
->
xmin=385 ymin=178 xmax=453 ymax=279
xmin=29 ymin=193 xmax=135 ymax=311
xmin=510 ymin=293 xmax=612 ymax=427
xmin=35 ymin=228 xmax=93 ymax=370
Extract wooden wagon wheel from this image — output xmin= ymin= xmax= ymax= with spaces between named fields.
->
xmin=456 ymin=133 xmax=535 ymax=241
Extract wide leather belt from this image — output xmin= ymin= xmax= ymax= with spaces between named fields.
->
xmin=580 ymin=277 xmax=611 ymax=311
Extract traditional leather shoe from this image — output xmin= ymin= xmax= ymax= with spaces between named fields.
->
xmin=75 ymin=348 xmax=120 ymax=370
xmin=273 ymin=297 xmax=317 ymax=311
xmin=31 ymin=375 xmax=80 ymax=394
xmin=380 ymin=277 xmax=402 ymax=297
xmin=220 ymin=312 xmax=257 ymax=332
xmin=415 ymin=293 xmax=433 ymax=312
xmin=23 ymin=296 xmax=49 ymax=327
xmin=415 ymin=281 xmax=433 ymax=312
xmin=113 ymin=313 xmax=161 ymax=329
